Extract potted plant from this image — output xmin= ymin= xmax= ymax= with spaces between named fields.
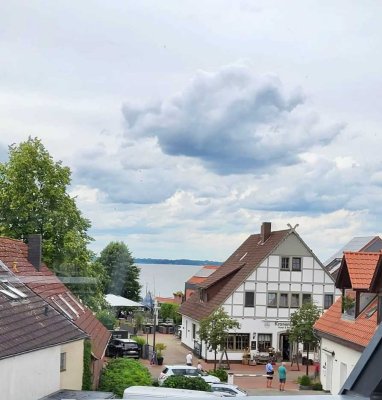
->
xmin=299 ymin=374 xmax=313 ymax=390
xmin=155 ymin=343 xmax=166 ymax=366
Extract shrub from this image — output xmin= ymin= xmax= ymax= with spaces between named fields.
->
xmin=299 ymin=375 xmax=312 ymax=386
xmin=163 ymin=376 xmax=212 ymax=391
xmin=99 ymin=358 xmax=151 ymax=397
xmin=312 ymin=382 xmax=323 ymax=390
xmin=208 ymin=368 xmax=227 ymax=382
xmin=131 ymin=336 xmax=146 ymax=347
xmin=96 ymin=309 xmax=116 ymax=330
xmin=82 ymin=340 xmax=92 ymax=390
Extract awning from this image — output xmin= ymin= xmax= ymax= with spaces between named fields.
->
xmin=105 ymin=294 xmax=144 ymax=307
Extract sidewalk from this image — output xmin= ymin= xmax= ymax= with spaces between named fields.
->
xmin=137 ymin=333 xmax=328 ymax=396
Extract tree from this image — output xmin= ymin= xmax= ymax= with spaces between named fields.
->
xmin=0 ymin=137 xmax=105 ymax=309
xmin=198 ymin=307 xmax=240 ymax=370
xmin=159 ymin=303 xmax=181 ymax=324
xmin=98 ymin=241 xmax=141 ymax=301
xmin=289 ymin=302 xmax=322 ymax=375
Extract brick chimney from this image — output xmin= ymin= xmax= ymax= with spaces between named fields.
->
xmin=261 ymin=222 xmax=272 ymax=243
xmin=27 ymin=234 xmax=42 ymax=271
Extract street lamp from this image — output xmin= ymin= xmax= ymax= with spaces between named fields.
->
xmin=153 ymin=299 xmax=159 ymax=352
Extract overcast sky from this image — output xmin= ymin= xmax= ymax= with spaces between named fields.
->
xmin=1 ymin=0 xmax=382 ymax=262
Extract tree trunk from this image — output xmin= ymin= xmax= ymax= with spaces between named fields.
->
xmin=306 ymin=343 xmax=309 ymax=376
xmin=214 ymin=349 xmax=217 ymax=371
xmin=296 ymin=342 xmax=300 ymax=371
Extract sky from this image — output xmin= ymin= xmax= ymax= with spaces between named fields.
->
xmin=1 ymin=0 xmax=382 ymax=263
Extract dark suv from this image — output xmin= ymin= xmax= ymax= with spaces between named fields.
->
xmin=106 ymin=338 xmax=140 ymax=359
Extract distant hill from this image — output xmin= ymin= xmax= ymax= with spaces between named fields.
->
xmin=134 ymin=258 xmax=222 ymax=266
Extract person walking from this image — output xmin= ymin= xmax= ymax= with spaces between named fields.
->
xmin=278 ymin=362 xmax=287 ymax=391
xmin=186 ymin=351 xmax=193 ymax=366
xmin=266 ymin=360 xmax=274 ymax=388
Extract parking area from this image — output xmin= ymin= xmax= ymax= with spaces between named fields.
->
xmin=137 ymin=333 xmax=327 ymax=396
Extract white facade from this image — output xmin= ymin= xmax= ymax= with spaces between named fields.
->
xmin=182 ymin=233 xmax=339 ymax=362
xmin=320 ymin=337 xmax=361 ymax=395
xmin=0 ymin=340 xmax=84 ymax=400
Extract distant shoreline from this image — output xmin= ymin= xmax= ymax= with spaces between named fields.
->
xmin=135 ymin=258 xmax=221 ymax=266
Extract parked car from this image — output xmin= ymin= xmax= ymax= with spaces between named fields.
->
xmin=158 ymin=365 xmax=221 ymax=386
xmin=123 ymin=386 xmax=222 ymax=399
xmin=210 ymin=383 xmax=248 ymax=397
xmin=105 ymin=338 xmax=140 ymax=359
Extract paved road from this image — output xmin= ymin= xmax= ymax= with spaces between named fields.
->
xmin=137 ymin=333 xmax=328 ymax=396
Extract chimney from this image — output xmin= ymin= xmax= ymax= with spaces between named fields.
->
xmin=27 ymin=234 xmax=42 ymax=271
xmin=261 ymin=222 xmax=272 ymax=243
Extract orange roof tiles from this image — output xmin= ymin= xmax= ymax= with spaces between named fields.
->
xmin=314 ymin=293 xmax=378 ymax=348
xmin=343 ymin=252 xmax=381 ymax=289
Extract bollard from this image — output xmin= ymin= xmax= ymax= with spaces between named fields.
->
xmin=228 ymin=372 xmax=234 ymax=384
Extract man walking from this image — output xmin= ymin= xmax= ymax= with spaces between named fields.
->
xmin=278 ymin=362 xmax=287 ymax=391
xmin=186 ymin=351 xmax=193 ymax=366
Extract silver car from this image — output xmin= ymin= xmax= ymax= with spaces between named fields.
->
xmin=158 ymin=365 xmax=221 ymax=386
xmin=210 ymin=383 xmax=248 ymax=397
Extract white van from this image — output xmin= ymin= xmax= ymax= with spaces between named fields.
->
xmin=123 ymin=386 xmax=223 ymax=399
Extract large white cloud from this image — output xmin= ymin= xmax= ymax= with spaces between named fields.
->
xmin=122 ymin=65 xmax=344 ymax=174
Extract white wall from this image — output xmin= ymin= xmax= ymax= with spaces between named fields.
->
xmin=0 ymin=346 xmax=60 ymax=400
xmin=320 ymin=337 xmax=361 ymax=394
xmin=60 ymin=340 xmax=84 ymax=390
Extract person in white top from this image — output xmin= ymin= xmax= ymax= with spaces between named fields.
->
xmin=186 ymin=351 xmax=193 ymax=366
xmin=197 ymin=360 xmax=203 ymax=371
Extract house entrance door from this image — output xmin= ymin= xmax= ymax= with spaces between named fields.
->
xmin=279 ymin=333 xmax=290 ymax=361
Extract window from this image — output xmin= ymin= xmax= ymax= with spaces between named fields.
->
xmin=245 ymin=291 xmax=255 ymax=307
xmin=292 ymin=257 xmax=302 ymax=271
xmin=281 ymin=257 xmax=289 ymax=270
xmin=324 ymin=294 xmax=334 ymax=309
xmin=60 ymin=352 xmax=66 ymax=371
xmin=291 ymin=293 xmax=300 ymax=308
xmin=258 ymin=334 xmax=272 ymax=352
xmin=192 ymin=323 xmax=196 ymax=340
xmin=267 ymin=292 xmax=277 ymax=307
xmin=279 ymin=293 xmax=289 ymax=308
xmin=226 ymin=334 xmax=250 ymax=351
xmin=302 ymin=293 xmax=312 ymax=304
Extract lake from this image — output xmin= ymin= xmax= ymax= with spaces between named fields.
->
xmin=137 ymin=263 xmax=201 ymax=298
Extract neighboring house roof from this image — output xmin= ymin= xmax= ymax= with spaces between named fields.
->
xmin=314 ymin=293 xmax=378 ymax=350
xmin=338 ymin=252 xmax=381 ymax=290
xmin=179 ymin=226 xmax=291 ymax=321
xmin=0 ymin=237 xmax=111 ymax=360
xmin=186 ymin=265 xmax=220 ymax=285
xmin=0 ymin=261 xmax=87 ymax=360
xmin=324 ymin=236 xmax=382 ymax=279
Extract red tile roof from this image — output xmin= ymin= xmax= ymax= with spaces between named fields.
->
xmin=179 ymin=228 xmax=291 ymax=321
xmin=0 ymin=266 xmax=87 ymax=360
xmin=314 ymin=292 xmax=378 ymax=348
xmin=342 ymin=252 xmax=381 ymax=289
xmin=0 ymin=237 xmax=111 ymax=360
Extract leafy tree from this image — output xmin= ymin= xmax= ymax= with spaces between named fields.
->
xmin=99 ymin=358 xmax=151 ymax=397
xmin=159 ymin=303 xmax=181 ymax=324
xmin=0 ymin=137 xmax=105 ymax=309
xmin=198 ymin=307 xmax=240 ymax=370
xmin=289 ymin=302 xmax=321 ymax=375
xmin=82 ymin=340 xmax=92 ymax=390
xmin=98 ymin=241 xmax=141 ymax=301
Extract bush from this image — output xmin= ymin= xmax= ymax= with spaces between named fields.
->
xmin=312 ymin=382 xmax=323 ymax=391
xmin=155 ymin=343 xmax=167 ymax=358
xmin=99 ymin=358 xmax=151 ymax=397
xmin=163 ymin=376 xmax=211 ymax=391
xmin=131 ymin=336 xmax=146 ymax=347
xmin=299 ymin=375 xmax=312 ymax=386
xmin=208 ymin=368 xmax=228 ymax=382
xmin=96 ymin=309 xmax=116 ymax=329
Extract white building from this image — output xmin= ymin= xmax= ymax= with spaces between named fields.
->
xmin=180 ymin=222 xmax=338 ymax=362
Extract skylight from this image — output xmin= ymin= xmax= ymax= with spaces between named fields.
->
xmin=0 ymin=280 xmax=27 ymax=299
